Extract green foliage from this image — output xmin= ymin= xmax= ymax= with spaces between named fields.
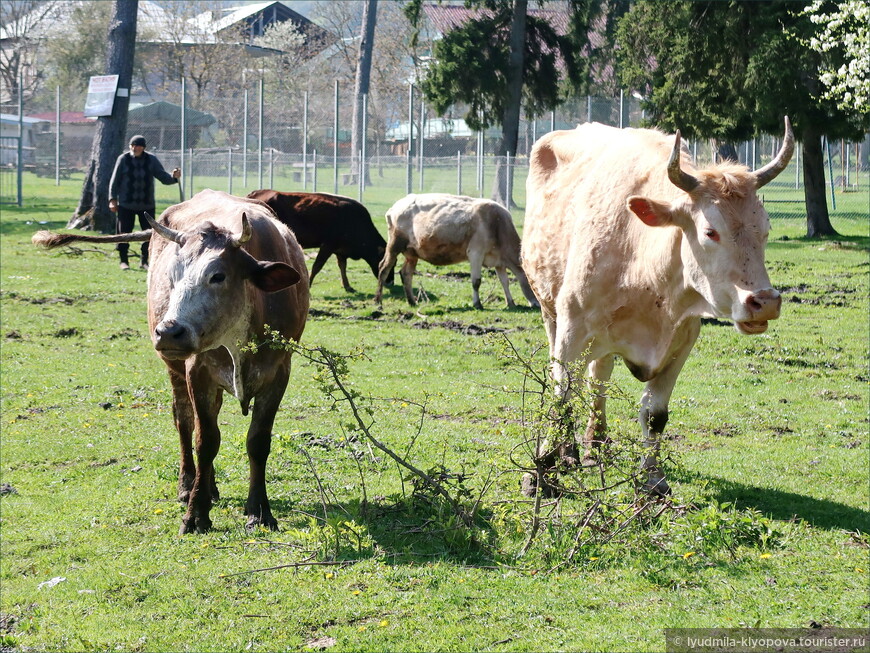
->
xmin=616 ymin=0 xmax=869 ymax=140
xmin=411 ymin=0 xmax=592 ymax=130
xmin=804 ymin=0 xmax=870 ymax=117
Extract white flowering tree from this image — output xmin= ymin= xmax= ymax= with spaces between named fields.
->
xmin=805 ymin=0 xmax=870 ymax=117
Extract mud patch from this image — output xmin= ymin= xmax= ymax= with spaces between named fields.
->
xmin=53 ymin=327 xmax=79 ymax=338
xmin=309 ymin=308 xmax=341 ymax=319
xmin=413 ymin=320 xmax=507 ymax=336
xmin=5 ymin=292 xmax=76 ymax=305
xmin=108 ymin=328 xmax=140 ymax=340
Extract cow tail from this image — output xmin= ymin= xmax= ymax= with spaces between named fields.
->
xmin=32 ymin=229 xmax=153 ymax=249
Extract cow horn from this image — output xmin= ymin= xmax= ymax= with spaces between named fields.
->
xmin=667 ymin=130 xmax=700 ymax=193
xmin=144 ymin=212 xmax=186 ymax=245
xmin=230 ymin=212 xmax=253 ymax=248
xmin=752 ymin=116 xmax=794 ymax=189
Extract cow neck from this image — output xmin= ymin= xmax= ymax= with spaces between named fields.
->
xmin=217 ymin=302 xmax=255 ymax=415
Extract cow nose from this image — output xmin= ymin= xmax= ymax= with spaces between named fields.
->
xmin=155 ymin=319 xmax=187 ymax=342
xmin=745 ymin=288 xmax=781 ymax=320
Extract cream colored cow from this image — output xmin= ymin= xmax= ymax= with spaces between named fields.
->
xmin=376 ymin=193 xmax=539 ymax=310
xmin=521 ymin=119 xmax=794 ymax=495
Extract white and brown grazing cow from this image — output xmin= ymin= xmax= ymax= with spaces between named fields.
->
xmin=521 ymin=118 xmax=794 ymax=495
xmin=375 ymin=193 xmax=539 ymax=310
xmin=33 ymin=189 xmax=309 ymax=533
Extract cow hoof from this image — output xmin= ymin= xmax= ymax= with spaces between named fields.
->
xmin=178 ymin=490 xmax=190 ymax=503
xmin=179 ymin=515 xmax=212 ymax=535
xmin=641 ymin=473 xmax=671 ymax=497
xmin=520 ymin=472 xmax=537 ymax=497
xmin=520 ymin=472 xmax=559 ymax=498
xmin=246 ymin=515 xmax=278 ymax=532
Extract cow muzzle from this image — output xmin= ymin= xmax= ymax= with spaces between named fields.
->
xmin=736 ymin=288 xmax=781 ymax=335
xmin=154 ymin=319 xmax=195 ymax=358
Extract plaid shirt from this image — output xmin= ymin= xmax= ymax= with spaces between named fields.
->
xmin=109 ymin=151 xmax=177 ymax=210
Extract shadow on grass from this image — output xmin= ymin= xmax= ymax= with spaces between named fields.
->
xmin=676 ymin=470 xmax=870 ymax=534
xmin=260 ymin=495 xmax=498 ymax=565
xmin=768 ymin=233 xmax=870 ymax=252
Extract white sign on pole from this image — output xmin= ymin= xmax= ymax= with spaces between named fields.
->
xmin=83 ymin=75 xmax=120 ymax=117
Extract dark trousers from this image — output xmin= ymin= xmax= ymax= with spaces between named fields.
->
xmin=116 ymin=206 xmax=154 ymax=264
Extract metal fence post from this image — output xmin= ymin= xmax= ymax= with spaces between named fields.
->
xmin=361 ymin=92 xmax=367 ymax=199
xmin=406 ymin=83 xmax=413 ymax=195
xmin=55 ymin=85 xmax=60 ymax=186
xmin=181 ymin=78 xmax=186 ymax=197
xmin=303 ymin=90 xmax=309 ymax=190
xmin=457 ymin=150 xmax=462 ymax=196
xmin=16 ymin=74 xmax=23 ymax=207
xmin=312 ymin=149 xmax=318 ymax=193
xmin=333 ymin=80 xmax=339 ymax=194
xmin=258 ymin=78 xmax=264 ymax=190
xmin=505 ymin=151 xmax=512 ymax=210
xmin=228 ymin=148 xmax=233 ymax=194
xmin=418 ymin=98 xmax=424 ymax=191
xmin=243 ymin=89 xmax=248 ymax=188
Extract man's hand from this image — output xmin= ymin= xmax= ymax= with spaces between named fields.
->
xmin=109 ymin=198 xmax=118 ymax=213
xmin=172 ymin=168 xmax=181 ymax=179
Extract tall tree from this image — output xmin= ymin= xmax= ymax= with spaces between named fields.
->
xmin=804 ymin=0 xmax=870 ymax=118
xmin=406 ymin=0 xmax=593 ymax=206
xmin=68 ymin=0 xmax=139 ymax=233
xmin=0 ymin=1 xmax=61 ymax=103
xmin=349 ymin=0 xmax=378 ymax=185
xmin=617 ymin=0 xmax=868 ymax=238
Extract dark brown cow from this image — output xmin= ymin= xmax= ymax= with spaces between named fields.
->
xmin=34 ymin=189 xmax=309 ymax=533
xmin=246 ymin=189 xmax=388 ymax=292
xmin=521 ymin=119 xmax=794 ymax=496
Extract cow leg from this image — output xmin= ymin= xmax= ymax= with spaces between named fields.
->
xmin=637 ymin=320 xmax=700 ymax=496
xmin=494 ymin=266 xmax=517 ymax=309
xmin=309 ymin=246 xmax=335 ymax=287
xmin=467 ymin=250 xmax=486 ymax=309
xmin=180 ymin=370 xmax=223 ymax=535
xmin=582 ymin=354 xmax=615 ymax=463
xmin=167 ymin=362 xmax=197 ymax=503
xmin=543 ymin=317 xmax=593 ymax=466
xmin=335 ymin=255 xmax=354 ymax=293
xmin=244 ymin=367 xmax=290 ymax=532
xmin=400 ymin=255 xmax=418 ymax=305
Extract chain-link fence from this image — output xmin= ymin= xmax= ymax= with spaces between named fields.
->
xmin=2 ymin=82 xmax=868 ymax=231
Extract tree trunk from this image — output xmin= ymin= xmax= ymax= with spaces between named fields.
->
xmin=802 ymin=125 xmax=838 ymax=238
xmin=349 ymin=0 xmax=377 ymax=187
xmin=492 ymin=0 xmax=527 ymax=208
xmin=67 ymin=0 xmax=138 ymax=232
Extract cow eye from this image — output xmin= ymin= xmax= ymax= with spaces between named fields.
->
xmin=210 ymin=272 xmax=226 ymax=284
xmin=705 ymin=229 xmax=720 ymax=242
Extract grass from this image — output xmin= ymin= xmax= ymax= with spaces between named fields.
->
xmin=0 ymin=173 xmax=868 ymax=652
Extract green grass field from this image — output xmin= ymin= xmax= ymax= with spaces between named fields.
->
xmin=1 ymin=172 xmax=868 ymax=652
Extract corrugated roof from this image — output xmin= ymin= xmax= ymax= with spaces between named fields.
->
xmin=28 ymin=111 xmax=91 ymax=124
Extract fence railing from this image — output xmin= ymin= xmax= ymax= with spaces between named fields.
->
xmin=2 ymin=82 xmax=868 ymax=225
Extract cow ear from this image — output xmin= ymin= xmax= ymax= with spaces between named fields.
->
xmin=627 ymin=196 xmax=673 ymax=227
xmin=251 ymin=262 xmax=302 ymax=292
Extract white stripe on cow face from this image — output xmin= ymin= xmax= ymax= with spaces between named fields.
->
xmin=154 ymin=243 xmax=252 ymax=359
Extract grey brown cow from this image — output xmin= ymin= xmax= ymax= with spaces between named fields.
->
xmin=521 ymin=118 xmax=794 ymax=495
xmin=376 ymin=193 xmax=539 ymax=309
xmin=33 ymin=189 xmax=309 ymax=533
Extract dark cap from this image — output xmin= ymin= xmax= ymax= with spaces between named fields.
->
xmin=129 ymin=135 xmax=147 ymax=147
